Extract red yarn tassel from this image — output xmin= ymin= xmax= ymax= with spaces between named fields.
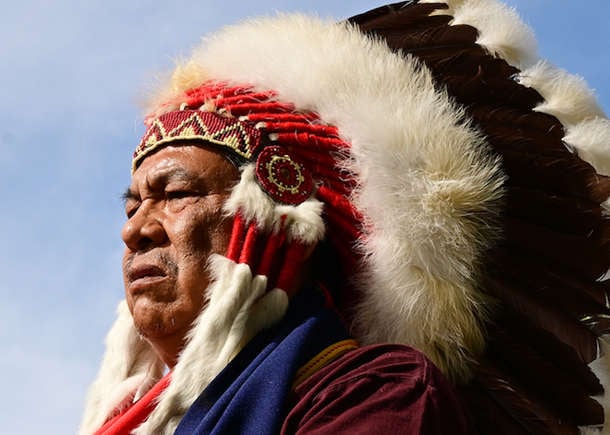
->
xmin=224 ymin=102 xmax=294 ymax=116
xmin=318 ymin=186 xmax=362 ymax=225
xmin=276 ymin=242 xmax=309 ymax=296
xmin=244 ymin=112 xmax=319 ymax=123
xmin=239 ymin=223 xmax=260 ymax=265
xmin=215 ymin=92 xmax=276 ymax=107
xmin=275 ymin=132 xmax=349 ymax=150
xmin=262 ymin=122 xmax=340 ymax=136
xmin=226 ymin=213 xmax=246 ymax=262
xmin=257 ymin=229 xmax=286 ymax=277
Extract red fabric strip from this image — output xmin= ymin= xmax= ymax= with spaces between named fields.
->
xmin=277 ymin=242 xmax=308 ymax=295
xmin=227 ymin=213 xmax=246 ymax=262
xmin=257 ymin=230 xmax=286 ymax=278
xmin=239 ymin=223 xmax=260 ymax=265
xmin=94 ymin=373 xmax=171 ymax=435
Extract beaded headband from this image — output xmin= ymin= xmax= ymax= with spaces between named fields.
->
xmin=134 ymin=108 xmax=315 ymax=206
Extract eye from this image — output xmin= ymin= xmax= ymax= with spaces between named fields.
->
xmin=165 ymin=190 xmax=195 ymax=200
xmin=125 ymin=203 xmax=139 ymax=219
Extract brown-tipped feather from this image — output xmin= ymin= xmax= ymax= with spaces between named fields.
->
xmin=471 ymin=106 xmax=565 ymax=142
xmin=460 ymin=362 xmax=578 ymax=435
xmin=504 ymin=218 xmax=609 ymax=280
xmin=487 ymin=315 xmax=603 ymax=424
xmin=486 ymin=273 xmax=599 ymax=363
xmin=492 ymin=248 xmax=610 ymax=319
xmin=350 ymin=2 xmax=610 ymax=433
xmin=506 ymin=188 xmax=602 ymax=236
xmin=348 ymin=2 xmax=448 ymax=27
xmin=501 ymin=151 xmax=610 ymax=203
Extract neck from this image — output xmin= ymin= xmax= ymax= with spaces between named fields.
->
xmin=146 ymin=329 xmax=189 ymax=369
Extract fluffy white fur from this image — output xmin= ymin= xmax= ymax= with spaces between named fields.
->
xmin=274 ymin=201 xmax=325 ymax=243
xmin=564 ymin=118 xmax=610 ymax=177
xmin=223 ymin=164 xmax=326 ymax=243
xmin=79 ymin=301 xmax=163 ymax=435
xmin=81 ymin=257 xmax=288 ymax=435
xmin=223 ymin=164 xmax=276 ymax=227
xmin=135 ymin=255 xmax=288 ymax=434
xmin=517 ymin=61 xmax=606 ymax=126
xmin=144 ymin=13 xmax=505 ymax=382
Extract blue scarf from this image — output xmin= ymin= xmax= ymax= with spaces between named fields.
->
xmin=175 ymin=290 xmax=350 ymax=435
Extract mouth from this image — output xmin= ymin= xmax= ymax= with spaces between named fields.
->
xmin=127 ymin=265 xmax=168 ymax=291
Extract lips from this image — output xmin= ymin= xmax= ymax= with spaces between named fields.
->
xmin=127 ymin=264 xmax=168 ymax=292
xmin=129 ymin=264 xmax=166 ymax=281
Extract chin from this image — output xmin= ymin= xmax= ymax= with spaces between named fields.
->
xmin=130 ymin=299 xmax=185 ymax=340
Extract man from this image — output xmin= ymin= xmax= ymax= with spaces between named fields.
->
xmin=82 ymin=1 xmax=610 ymax=434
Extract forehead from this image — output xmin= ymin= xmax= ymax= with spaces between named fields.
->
xmin=130 ymin=143 xmax=239 ymax=190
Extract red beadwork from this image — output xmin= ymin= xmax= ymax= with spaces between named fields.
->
xmin=255 ymin=146 xmax=314 ymax=205
xmin=133 ymin=110 xmax=261 ymax=171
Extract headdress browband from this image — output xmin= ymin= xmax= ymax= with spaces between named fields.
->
xmin=134 ymin=108 xmax=315 ymax=206
xmin=133 ymin=110 xmax=261 ymax=173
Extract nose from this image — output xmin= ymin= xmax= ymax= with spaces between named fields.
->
xmin=121 ymin=201 xmax=168 ymax=252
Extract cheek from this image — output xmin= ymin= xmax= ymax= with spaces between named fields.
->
xmin=122 ymin=250 xmax=134 ymax=304
xmin=170 ymin=199 xmax=234 ymax=305
xmin=175 ymin=198 xmax=233 ymax=258
xmin=198 ymin=213 xmax=234 ymax=255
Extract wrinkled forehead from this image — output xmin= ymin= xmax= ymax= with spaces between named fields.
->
xmin=128 ymin=143 xmax=241 ymax=195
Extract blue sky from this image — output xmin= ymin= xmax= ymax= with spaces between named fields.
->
xmin=0 ymin=1 xmax=607 ymax=433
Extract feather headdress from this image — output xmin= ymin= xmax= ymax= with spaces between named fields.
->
xmin=82 ymin=1 xmax=610 ymax=434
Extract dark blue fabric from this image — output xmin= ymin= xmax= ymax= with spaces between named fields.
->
xmin=174 ymin=289 xmax=350 ymax=435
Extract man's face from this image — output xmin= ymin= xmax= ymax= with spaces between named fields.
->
xmin=121 ymin=144 xmax=239 ymax=360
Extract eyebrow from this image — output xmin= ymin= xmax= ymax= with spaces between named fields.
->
xmin=121 ymin=168 xmax=197 ymax=204
xmin=122 ymin=188 xmax=137 ymax=204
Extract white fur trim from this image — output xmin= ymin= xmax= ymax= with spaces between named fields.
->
xmin=517 ymin=61 xmax=606 ymax=126
xmin=135 ymin=255 xmax=288 ymax=434
xmin=224 ymin=164 xmax=276 ymax=227
xmin=564 ymin=118 xmax=610 ymax=177
xmin=144 ymin=13 xmax=505 ymax=380
xmin=224 ymin=164 xmax=326 ymax=244
xmin=79 ymin=301 xmax=163 ymax=435
xmin=580 ymin=339 xmax=610 ymax=434
xmin=274 ymin=200 xmax=325 ymax=244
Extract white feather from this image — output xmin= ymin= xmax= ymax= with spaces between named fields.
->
xmin=565 ymin=118 xmax=610 ymax=177
xmin=79 ymin=301 xmax=163 ymax=435
xmin=450 ymin=0 xmax=537 ymax=67
xmin=518 ymin=61 xmax=606 ymax=126
xmin=223 ymin=164 xmax=276 ymax=229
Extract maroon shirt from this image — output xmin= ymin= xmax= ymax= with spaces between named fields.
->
xmin=282 ymin=344 xmax=469 ymax=434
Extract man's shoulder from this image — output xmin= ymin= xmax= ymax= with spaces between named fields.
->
xmin=283 ymin=343 xmax=470 ymax=434
xmin=296 ymin=343 xmax=442 ymax=394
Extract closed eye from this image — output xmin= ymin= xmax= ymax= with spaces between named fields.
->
xmin=125 ymin=203 xmax=139 ymax=218
xmin=166 ymin=190 xmax=197 ymax=200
